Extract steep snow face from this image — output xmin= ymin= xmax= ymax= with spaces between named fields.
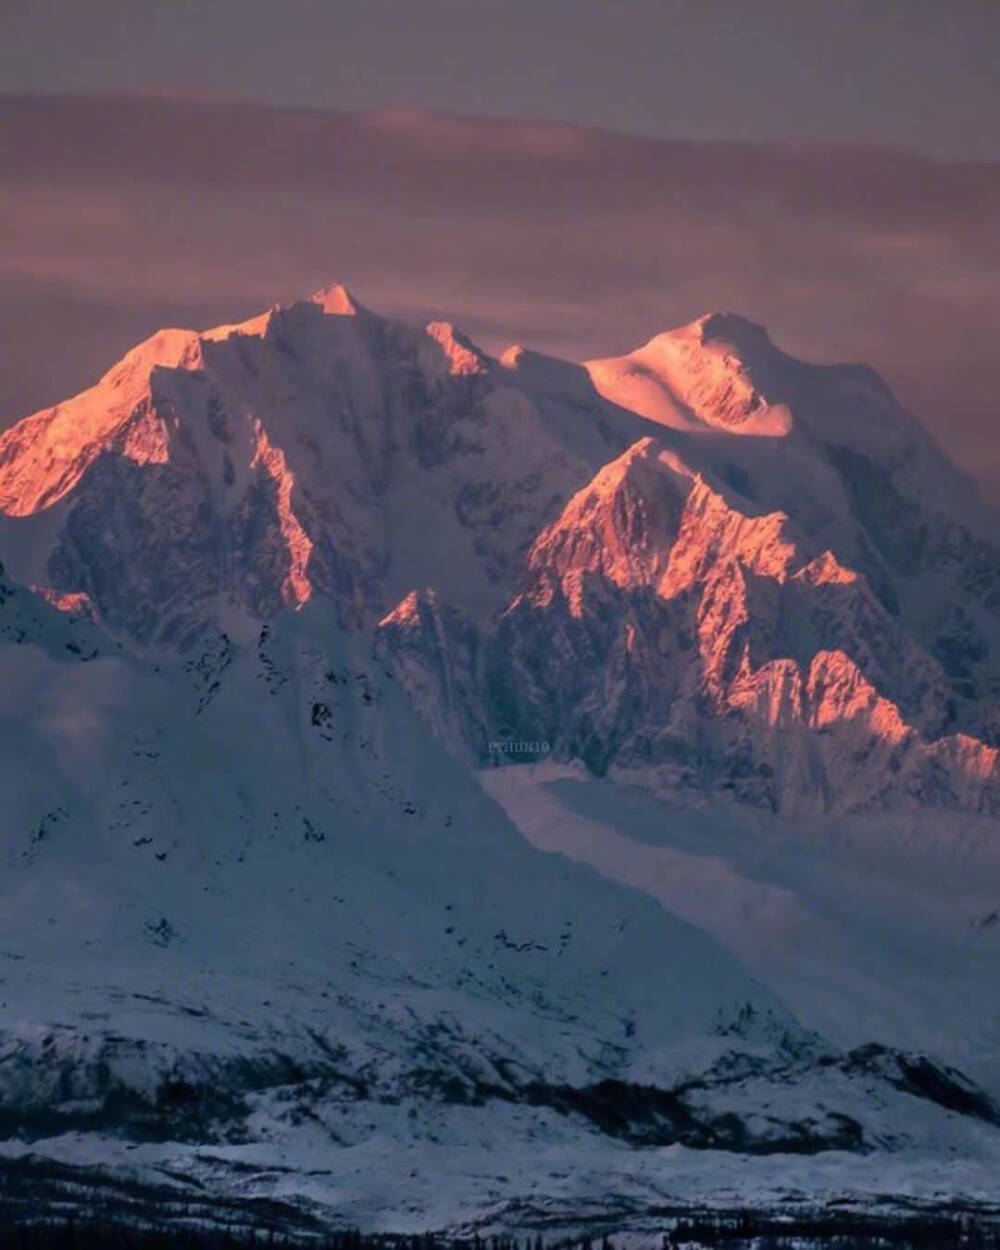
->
xmin=0 ymin=329 xmax=201 ymax=517
xmin=587 ymin=314 xmax=793 ymax=437
xmin=589 ymin=311 xmax=926 ymax=453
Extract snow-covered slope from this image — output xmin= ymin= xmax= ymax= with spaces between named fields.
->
xmin=0 ymin=286 xmax=651 ymax=645
xmin=1 ymin=288 xmax=999 ymax=1233
xmin=1 ymin=572 xmax=999 ymax=1233
xmin=381 ymin=316 xmax=1000 ymax=814
xmin=480 ymin=437 xmax=997 ymax=815
xmin=584 ymin=314 xmax=1000 ymax=735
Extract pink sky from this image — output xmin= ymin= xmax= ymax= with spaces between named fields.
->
xmin=1 ymin=94 xmax=997 ymax=503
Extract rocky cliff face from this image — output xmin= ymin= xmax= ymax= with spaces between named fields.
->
xmin=0 ymin=285 xmax=641 ymax=646
xmin=477 ymin=438 xmax=998 ymax=815
xmin=2 ymin=288 xmax=998 ymax=815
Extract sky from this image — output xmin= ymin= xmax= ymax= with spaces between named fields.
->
xmin=3 ymin=0 xmax=1000 ymax=159
xmin=0 ymin=2 xmax=997 ymax=501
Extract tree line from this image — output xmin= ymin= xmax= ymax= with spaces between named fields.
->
xmin=3 ymin=1216 xmax=1000 ymax=1249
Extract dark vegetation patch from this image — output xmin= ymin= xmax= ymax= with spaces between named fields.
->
xmin=4 ymin=1216 xmax=1000 ymax=1249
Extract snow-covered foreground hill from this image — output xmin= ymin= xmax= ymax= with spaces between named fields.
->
xmin=1 ymin=590 xmax=999 ymax=1234
xmin=482 ymin=765 xmax=1000 ymax=1088
xmin=0 ymin=288 xmax=998 ymax=1234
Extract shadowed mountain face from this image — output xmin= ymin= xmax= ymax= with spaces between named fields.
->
xmin=0 ymin=286 xmax=999 ymax=1233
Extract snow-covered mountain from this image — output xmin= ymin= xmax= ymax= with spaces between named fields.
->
xmin=0 ymin=288 xmax=999 ymax=1235
xmin=2 ymin=290 xmax=996 ymax=813
xmin=0 ymin=285 xmax=650 ymax=642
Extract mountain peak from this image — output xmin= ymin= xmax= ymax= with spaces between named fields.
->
xmin=109 ymin=326 xmax=205 ymax=375
xmin=586 ymin=312 xmax=792 ymax=435
xmin=500 ymin=343 xmax=598 ymax=399
xmin=310 ymin=281 xmax=362 ymax=316
xmin=690 ymin=311 xmax=774 ymax=350
xmin=424 ymin=321 xmax=489 ymax=377
xmin=379 ymin=587 xmax=438 ymax=628
xmin=641 ymin=311 xmax=778 ymax=370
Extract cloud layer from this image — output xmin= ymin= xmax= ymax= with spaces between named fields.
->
xmin=1 ymin=93 xmax=997 ymax=501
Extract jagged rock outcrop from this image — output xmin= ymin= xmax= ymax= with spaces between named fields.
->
xmin=0 ymin=285 xmax=637 ymax=646
xmin=376 ymin=587 xmax=490 ymax=762
xmin=483 ymin=439 xmax=997 ymax=814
